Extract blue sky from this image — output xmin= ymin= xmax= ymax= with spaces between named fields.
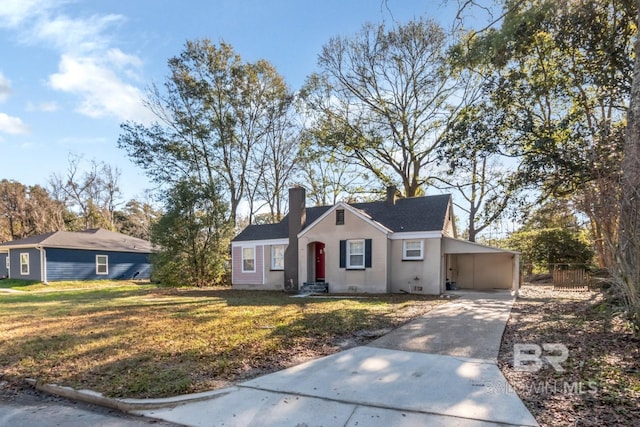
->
xmin=0 ymin=0 xmax=465 ymax=202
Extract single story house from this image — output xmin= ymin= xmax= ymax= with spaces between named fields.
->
xmin=231 ymin=187 xmax=519 ymax=294
xmin=0 ymin=228 xmax=152 ymax=282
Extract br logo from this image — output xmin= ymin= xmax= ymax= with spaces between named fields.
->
xmin=513 ymin=343 xmax=569 ymax=372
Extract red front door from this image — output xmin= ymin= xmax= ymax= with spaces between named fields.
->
xmin=315 ymin=242 xmax=325 ymax=282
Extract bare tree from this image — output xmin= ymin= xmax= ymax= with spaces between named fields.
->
xmin=49 ymin=155 xmax=122 ymax=230
xmin=301 ymin=19 xmax=476 ymax=197
xmin=254 ymin=94 xmax=300 ymax=222
xmin=436 ymin=154 xmax=515 ymax=242
xmin=296 ymin=135 xmax=376 ymax=206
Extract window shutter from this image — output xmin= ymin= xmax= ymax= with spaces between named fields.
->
xmin=339 ymin=240 xmax=346 ymax=268
xmin=365 ymin=239 xmax=372 ymax=268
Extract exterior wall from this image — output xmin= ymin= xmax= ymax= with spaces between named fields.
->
xmin=299 ymin=208 xmax=388 ymax=293
xmin=0 ymin=252 xmax=8 ymax=278
xmin=8 ymin=248 xmax=42 ymax=281
xmin=231 ymin=245 xmax=265 ymax=289
xmin=443 ymin=238 xmax=517 ymax=290
xmin=45 ymin=248 xmax=151 ymax=281
xmin=450 ymin=253 xmax=513 ymax=290
xmin=389 ymin=238 xmax=443 ymax=295
xmin=443 ymin=202 xmax=456 ymax=237
xmin=263 ymin=244 xmax=285 ymax=290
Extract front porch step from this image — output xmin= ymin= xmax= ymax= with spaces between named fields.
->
xmin=300 ymin=282 xmax=329 ymax=294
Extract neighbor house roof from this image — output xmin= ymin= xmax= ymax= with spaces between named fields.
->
xmin=233 ymin=194 xmax=452 ymax=242
xmin=0 ymin=228 xmax=152 ymax=253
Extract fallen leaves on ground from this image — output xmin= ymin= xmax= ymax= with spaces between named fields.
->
xmin=499 ymin=283 xmax=640 ymax=427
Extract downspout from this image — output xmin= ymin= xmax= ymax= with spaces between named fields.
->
xmin=37 ymin=246 xmax=47 ymax=284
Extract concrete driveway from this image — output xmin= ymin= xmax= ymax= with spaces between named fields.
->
xmin=369 ymin=290 xmax=515 ymax=360
xmin=134 ymin=291 xmax=538 ymax=426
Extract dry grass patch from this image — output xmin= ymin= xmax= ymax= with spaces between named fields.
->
xmin=0 ymin=283 xmax=445 ymax=398
xmin=499 ymin=283 xmax=640 ymax=426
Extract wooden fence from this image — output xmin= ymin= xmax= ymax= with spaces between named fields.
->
xmin=552 ymin=268 xmax=589 ymax=291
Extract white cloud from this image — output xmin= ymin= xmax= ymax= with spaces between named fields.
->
xmin=0 ymin=0 xmax=64 ymax=28
xmin=0 ymin=112 xmax=30 ymax=134
xmin=0 ymin=72 xmax=10 ymax=103
xmin=0 ymin=1 xmax=152 ymax=123
xmin=33 ymin=13 xmax=125 ymax=54
xmin=26 ymin=101 xmax=59 ymax=112
xmin=49 ymin=54 xmax=153 ymax=122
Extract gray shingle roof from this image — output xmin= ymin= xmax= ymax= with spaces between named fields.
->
xmin=233 ymin=205 xmax=332 ymax=241
xmin=233 ymin=194 xmax=451 ymax=242
xmin=0 ymin=228 xmax=152 ymax=253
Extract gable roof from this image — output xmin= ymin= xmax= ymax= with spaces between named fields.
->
xmin=232 ymin=194 xmax=452 ymax=242
xmin=0 ymin=228 xmax=152 ymax=253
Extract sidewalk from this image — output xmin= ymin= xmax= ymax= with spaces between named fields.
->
xmin=131 ymin=291 xmax=538 ymax=426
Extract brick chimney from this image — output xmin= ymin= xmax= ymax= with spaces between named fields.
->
xmin=284 ymin=186 xmax=306 ymax=291
xmin=386 ymin=185 xmax=398 ymax=206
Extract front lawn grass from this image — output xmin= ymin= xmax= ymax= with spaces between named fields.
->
xmin=0 ymin=282 xmax=445 ymax=398
xmin=0 ymin=279 xmax=151 ymax=292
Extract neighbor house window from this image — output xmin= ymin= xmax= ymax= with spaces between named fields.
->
xmin=242 ymin=246 xmax=256 ymax=272
xmin=271 ymin=245 xmax=285 ymax=270
xmin=96 ymin=255 xmax=108 ymax=275
xmin=336 ymin=209 xmax=345 ymax=225
xmin=20 ymin=253 xmax=29 ymax=275
xmin=403 ymin=240 xmax=424 ymax=260
xmin=347 ymin=239 xmax=365 ymax=269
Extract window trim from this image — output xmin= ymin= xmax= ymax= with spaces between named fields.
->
xmin=96 ymin=255 xmax=109 ymax=275
xmin=20 ymin=253 xmax=29 ymax=275
xmin=403 ymin=240 xmax=424 ymax=260
xmin=346 ymin=239 xmax=365 ymax=269
xmin=241 ymin=246 xmax=256 ymax=273
xmin=270 ymin=244 xmax=285 ymax=271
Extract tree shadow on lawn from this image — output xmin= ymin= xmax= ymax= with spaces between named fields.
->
xmin=0 ymin=286 xmax=445 ymax=399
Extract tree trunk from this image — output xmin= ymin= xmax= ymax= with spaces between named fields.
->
xmin=616 ymin=2 xmax=640 ymax=334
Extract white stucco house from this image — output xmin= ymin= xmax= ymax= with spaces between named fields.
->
xmin=231 ymin=187 xmax=519 ymax=294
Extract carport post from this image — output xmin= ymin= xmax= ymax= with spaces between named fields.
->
xmin=512 ymin=253 xmax=520 ymax=294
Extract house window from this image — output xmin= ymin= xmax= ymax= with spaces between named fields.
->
xmin=242 ymin=247 xmax=256 ymax=272
xmin=20 ymin=253 xmax=29 ymax=275
xmin=271 ymin=245 xmax=285 ymax=270
xmin=96 ymin=255 xmax=108 ymax=275
xmin=340 ymin=239 xmax=372 ymax=269
xmin=347 ymin=239 xmax=365 ymax=269
xmin=403 ymin=240 xmax=424 ymax=260
xmin=336 ymin=209 xmax=345 ymax=225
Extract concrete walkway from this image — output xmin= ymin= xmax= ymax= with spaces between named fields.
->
xmin=133 ymin=291 xmax=538 ymax=427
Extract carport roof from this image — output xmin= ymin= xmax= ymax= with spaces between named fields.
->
xmin=233 ymin=194 xmax=452 ymax=242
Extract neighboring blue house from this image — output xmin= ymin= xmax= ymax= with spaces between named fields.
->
xmin=0 ymin=228 xmax=152 ymax=282
xmin=0 ymin=250 xmax=8 ymax=279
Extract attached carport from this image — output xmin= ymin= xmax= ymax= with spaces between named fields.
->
xmin=443 ymin=237 xmax=519 ymax=292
